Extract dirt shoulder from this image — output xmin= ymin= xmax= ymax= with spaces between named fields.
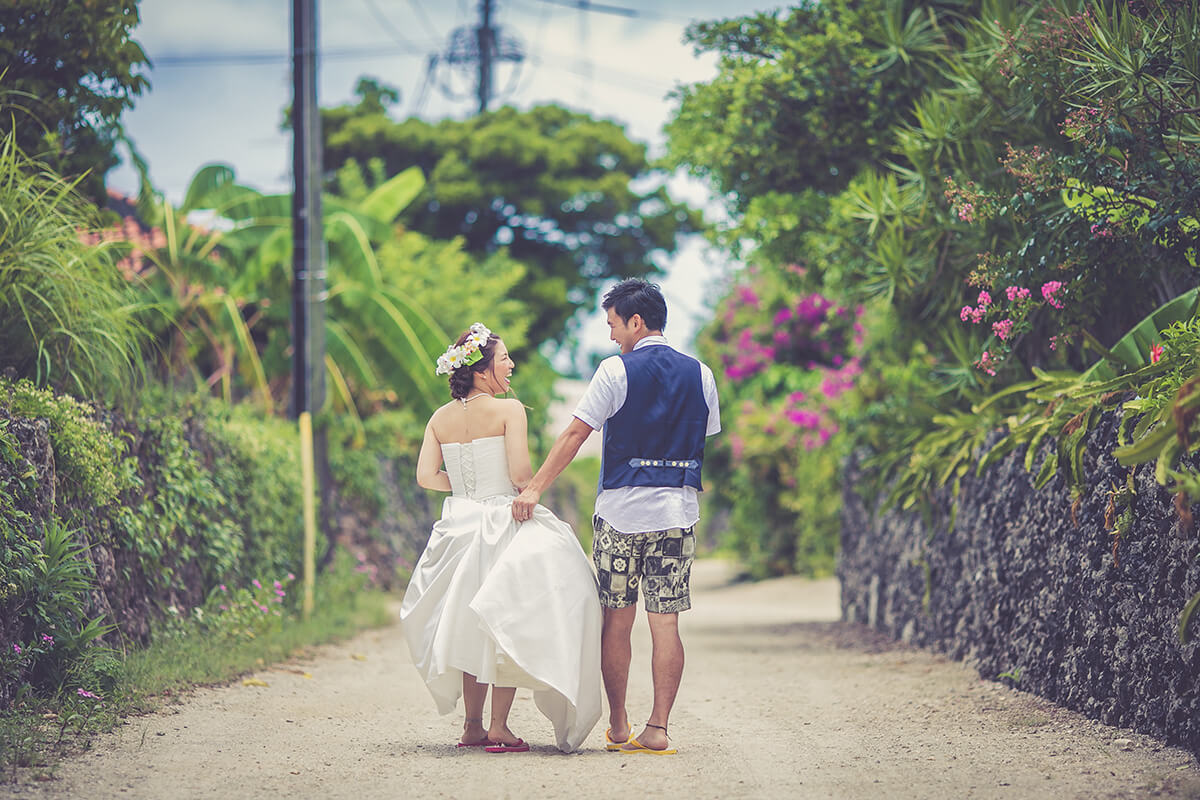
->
xmin=8 ymin=560 xmax=1199 ymax=799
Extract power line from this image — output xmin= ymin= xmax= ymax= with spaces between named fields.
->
xmin=150 ymin=42 xmax=431 ymax=67
xmin=525 ymin=0 xmax=697 ymax=22
xmin=534 ymin=0 xmax=638 ymax=18
xmin=525 ymin=55 xmax=676 ymax=100
xmin=532 ymin=50 xmax=677 ymax=95
xmin=406 ymin=0 xmax=443 ymax=42
xmin=362 ymin=0 xmax=424 ymax=52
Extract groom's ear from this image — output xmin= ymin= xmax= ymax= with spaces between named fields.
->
xmin=629 ymin=313 xmax=644 ymax=332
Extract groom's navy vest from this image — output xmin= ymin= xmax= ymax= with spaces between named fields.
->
xmin=600 ymin=345 xmax=708 ymax=491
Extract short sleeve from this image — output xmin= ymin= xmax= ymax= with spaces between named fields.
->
xmin=572 ymin=356 xmax=626 ymax=431
xmin=701 ymin=363 xmax=721 ymax=436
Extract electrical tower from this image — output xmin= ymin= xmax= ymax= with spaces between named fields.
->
xmin=423 ymin=0 xmax=525 ymax=113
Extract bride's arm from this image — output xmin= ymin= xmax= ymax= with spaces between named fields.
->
xmin=503 ymin=400 xmax=534 ymax=490
xmin=416 ymin=418 xmax=452 ymax=491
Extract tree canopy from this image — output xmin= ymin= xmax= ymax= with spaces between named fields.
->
xmin=0 ymin=1 xmax=149 ymax=207
xmin=319 ymin=90 xmax=700 ymax=349
xmin=666 ymin=0 xmax=1200 ymax=575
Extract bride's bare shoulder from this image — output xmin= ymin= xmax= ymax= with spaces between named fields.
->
xmin=427 ymin=401 xmax=461 ymax=427
xmin=499 ymin=397 xmax=527 ymax=416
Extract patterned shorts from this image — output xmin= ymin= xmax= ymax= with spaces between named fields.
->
xmin=591 ymin=516 xmax=695 ymax=614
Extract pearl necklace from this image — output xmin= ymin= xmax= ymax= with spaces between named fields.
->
xmin=460 ymin=392 xmax=490 ymax=406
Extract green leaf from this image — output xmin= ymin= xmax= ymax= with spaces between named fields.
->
xmin=1082 ymin=288 xmax=1200 ymax=380
xmin=1114 ymin=423 xmax=1174 ymax=466
xmin=360 ymin=166 xmax=425 ymax=223
xmin=1180 ymin=591 xmax=1200 ymax=645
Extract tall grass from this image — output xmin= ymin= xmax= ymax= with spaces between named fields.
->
xmin=0 ymin=131 xmax=147 ymax=403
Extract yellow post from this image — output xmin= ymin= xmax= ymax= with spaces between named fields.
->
xmin=299 ymin=411 xmax=317 ymax=619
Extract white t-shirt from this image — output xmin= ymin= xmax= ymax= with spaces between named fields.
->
xmin=572 ymin=336 xmax=721 ymax=533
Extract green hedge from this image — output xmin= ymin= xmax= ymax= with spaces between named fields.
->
xmin=0 ymin=379 xmax=313 ymax=705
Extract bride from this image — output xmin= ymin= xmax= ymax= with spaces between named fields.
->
xmin=400 ymin=322 xmax=602 ymax=753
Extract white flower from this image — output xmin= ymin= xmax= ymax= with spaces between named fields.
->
xmin=433 ymin=323 xmax=494 ymax=376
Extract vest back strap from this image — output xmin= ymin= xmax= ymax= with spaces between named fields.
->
xmin=627 ymin=458 xmax=701 ymax=470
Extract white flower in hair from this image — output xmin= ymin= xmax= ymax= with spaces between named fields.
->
xmin=433 ymin=323 xmax=494 ymax=375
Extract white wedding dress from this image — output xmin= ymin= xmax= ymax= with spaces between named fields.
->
xmin=399 ymin=435 xmax=603 ymax=753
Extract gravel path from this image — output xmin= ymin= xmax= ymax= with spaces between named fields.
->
xmin=10 ymin=560 xmax=1199 ymax=799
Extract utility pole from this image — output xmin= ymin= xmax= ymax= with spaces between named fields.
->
xmin=476 ymin=0 xmax=495 ymax=113
xmin=292 ymin=0 xmax=325 ymax=619
xmin=431 ymin=0 xmax=522 ymax=113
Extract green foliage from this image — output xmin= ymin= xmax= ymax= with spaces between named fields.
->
xmin=321 ymin=96 xmax=700 ymax=350
xmin=326 ymin=407 xmax=424 ymax=517
xmin=0 ymin=378 xmax=131 ymax=509
xmin=121 ymin=545 xmax=387 ymax=699
xmin=695 ymin=267 xmax=864 ymax=575
xmin=109 ymin=389 xmax=307 ymax=592
xmin=668 ymin=0 xmax=1200 ymax=577
xmin=1 ymin=517 xmax=113 ymax=707
xmin=130 ymin=162 xmax=460 ymax=421
xmin=668 ymin=1 xmax=948 ymax=202
xmin=0 ymin=133 xmax=149 ymax=403
xmin=0 ymin=1 xmax=149 ymax=206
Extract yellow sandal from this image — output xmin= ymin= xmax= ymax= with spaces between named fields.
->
xmin=605 ymin=728 xmax=629 ymax=751
xmin=619 ymin=724 xmax=676 ymax=755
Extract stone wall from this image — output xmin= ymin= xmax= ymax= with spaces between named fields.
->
xmin=839 ymin=410 xmax=1200 ymax=755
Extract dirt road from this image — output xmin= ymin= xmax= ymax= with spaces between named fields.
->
xmin=10 ymin=561 xmax=1200 ymax=799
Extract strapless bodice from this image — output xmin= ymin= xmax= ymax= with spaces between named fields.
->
xmin=440 ymin=436 xmax=515 ymax=499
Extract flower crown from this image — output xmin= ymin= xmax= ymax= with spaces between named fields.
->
xmin=435 ymin=322 xmax=493 ymax=375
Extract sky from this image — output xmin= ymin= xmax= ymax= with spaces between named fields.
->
xmin=107 ymin=0 xmax=787 ymax=369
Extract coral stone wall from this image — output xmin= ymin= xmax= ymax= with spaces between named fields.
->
xmin=839 ymin=412 xmax=1200 ymax=754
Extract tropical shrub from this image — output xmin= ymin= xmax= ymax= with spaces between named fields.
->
xmin=0 ymin=133 xmax=148 ymax=403
xmin=697 ymin=266 xmax=864 ymax=575
xmin=667 ymin=0 xmax=1200 ymax=573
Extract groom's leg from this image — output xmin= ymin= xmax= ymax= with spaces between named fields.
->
xmin=601 ymin=605 xmax=636 ymax=739
xmin=643 ymin=611 xmax=683 ymax=747
xmin=632 ymin=524 xmax=694 ymax=751
xmin=593 ymin=516 xmax=641 ymax=741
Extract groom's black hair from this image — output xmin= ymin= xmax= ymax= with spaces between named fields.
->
xmin=602 ymin=279 xmax=667 ymax=332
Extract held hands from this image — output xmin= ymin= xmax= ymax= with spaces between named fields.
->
xmin=512 ymin=488 xmax=540 ymax=522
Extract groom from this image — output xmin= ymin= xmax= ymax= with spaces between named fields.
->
xmin=512 ymin=278 xmax=720 ymax=754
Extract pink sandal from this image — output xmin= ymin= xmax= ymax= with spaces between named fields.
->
xmin=484 ymin=738 xmax=530 ymax=753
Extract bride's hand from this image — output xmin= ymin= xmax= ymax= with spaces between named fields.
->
xmin=512 ymin=488 xmax=539 ymax=522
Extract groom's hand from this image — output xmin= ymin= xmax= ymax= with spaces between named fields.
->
xmin=512 ymin=488 xmax=540 ymax=522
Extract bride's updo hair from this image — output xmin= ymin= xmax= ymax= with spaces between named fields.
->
xmin=448 ymin=328 xmax=501 ymax=400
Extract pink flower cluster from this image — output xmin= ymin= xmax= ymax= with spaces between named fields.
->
xmin=819 ymin=358 xmax=863 ymax=401
xmin=961 ymin=280 xmax=1071 ymax=373
xmin=782 ymin=390 xmax=841 ymax=451
xmin=975 ymin=350 xmax=999 ymax=377
xmin=1041 ymin=281 xmax=1065 ymax=309
xmin=736 ymin=286 xmax=761 ymax=310
xmin=960 ymin=290 xmax=993 ymax=324
xmin=721 ymin=293 xmax=861 ymax=383
xmin=724 ymin=328 xmax=777 ymax=381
